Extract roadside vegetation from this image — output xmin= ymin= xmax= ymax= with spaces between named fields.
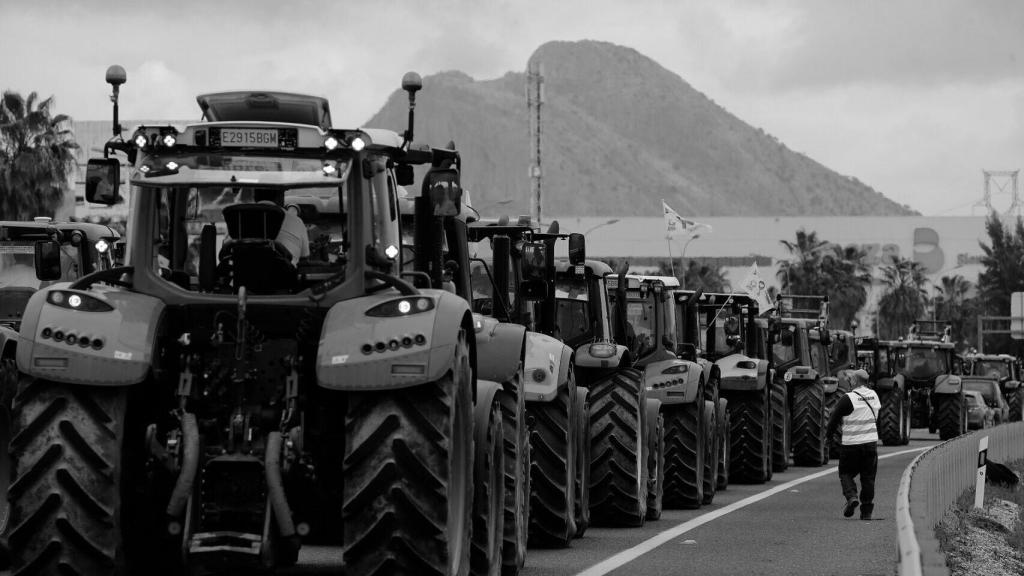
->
xmin=936 ymin=460 xmax=1024 ymax=576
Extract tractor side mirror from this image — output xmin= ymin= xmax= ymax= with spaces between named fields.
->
xmin=85 ymin=158 xmax=122 ymax=205
xmin=395 ymin=164 xmax=415 ymax=186
xmin=425 ymin=168 xmax=462 ymax=217
xmin=521 ymin=242 xmax=547 ymax=280
xmin=568 ymin=232 xmax=586 ymax=265
xmin=34 ymin=240 xmax=62 ymax=281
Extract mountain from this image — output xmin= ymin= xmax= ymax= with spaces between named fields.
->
xmin=366 ymin=40 xmax=916 ymax=217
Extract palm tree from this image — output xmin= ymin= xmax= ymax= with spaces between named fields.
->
xmin=933 ymin=274 xmax=976 ymax=347
xmin=0 ymin=91 xmax=78 ymax=220
xmin=820 ymin=244 xmax=871 ymax=330
xmin=681 ymin=260 xmax=728 ymax=293
xmin=877 ymin=256 xmax=929 ymax=339
xmin=777 ymin=229 xmax=829 ymax=295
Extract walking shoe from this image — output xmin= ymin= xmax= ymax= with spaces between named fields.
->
xmin=843 ymin=498 xmax=860 ymax=518
xmin=860 ymin=503 xmax=873 ymax=520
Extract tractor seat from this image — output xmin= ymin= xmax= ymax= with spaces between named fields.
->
xmin=219 ymin=203 xmax=297 ymax=293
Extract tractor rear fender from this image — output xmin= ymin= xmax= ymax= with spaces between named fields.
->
xmin=472 ymin=313 xmax=526 ymax=384
xmin=1002 ymin=379 xmax=1021 ymax=391
xmin=316 ymin=288 xmax=474 ymax=391
xmin=933 ymin=374 xmax=963 ymax=395
xmin=574 ymin=340 xmax=629 ymax=369
xmin=16 ymin=286 xmax=165 ymax=386
xmin=717 ymin=353 xmax=767 ymax=392
xmin=644 ymin=358 xmax=703 ymax=405
xmin=875 ymin=374 xmax=899 ymax=393
xmin=524 ymin=331 xmax=573 ymax=402
xmin=0 ymin=325 xmax=18 ymax=359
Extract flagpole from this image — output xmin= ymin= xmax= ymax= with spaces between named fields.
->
xmin=666 ymin=234 xmax=675 ymax=278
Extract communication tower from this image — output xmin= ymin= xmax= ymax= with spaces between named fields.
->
xmin=527 ymin=61 xmax=544 ymax=225
xmin=977 ymin=170 xmax=1021 ymax=219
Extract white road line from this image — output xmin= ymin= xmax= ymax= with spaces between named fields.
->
xmin=575 ymin=447 xmax=929 ymax=576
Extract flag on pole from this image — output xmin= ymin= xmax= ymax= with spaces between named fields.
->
xmin=663 ymin=200 xmax=712 ymax=238
xmin=740 ymin=263 xmax=775 ymax=314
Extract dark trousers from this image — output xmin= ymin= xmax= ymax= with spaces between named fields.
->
xmin=838 ymin=442 xmax=878 ymax=510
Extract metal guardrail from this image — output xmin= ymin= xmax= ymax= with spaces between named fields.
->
xmin=896 ymin=422 xmax=1024 ymax=576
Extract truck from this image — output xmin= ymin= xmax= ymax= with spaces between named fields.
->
xmin=4 ymin=65 xmax=505 ymax=575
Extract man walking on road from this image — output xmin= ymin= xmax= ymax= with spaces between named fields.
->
xmin=826 ymin=369 xmax=881 ymax=520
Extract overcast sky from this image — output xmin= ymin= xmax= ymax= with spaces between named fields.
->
xmin=3 ymin=0 xmax=1022 ymax=216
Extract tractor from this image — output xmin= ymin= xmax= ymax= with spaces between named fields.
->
xmin=858 ymin=337 xmax=910 ymax=445
xmin=768 ymin=295 xmax=831 ymax=468
xmin=399 ymin=183 xmax=533 ymax=573
xmin=4 ymin=65 xmax=504 ymax=576
xmin=465 ymin=218 xmax=587 ymax=546
xmin=965 ymin=353 xmax=1023 ymax=422
xmin=690 ymin=293 xmax=775 ymax=484
xmin=613 ymin=276 xmax=712 ymax=510
xmin=893 ymin=321 xmax=966 ymax=440
xmin=0 ymin=218 xmax=121 ymax=561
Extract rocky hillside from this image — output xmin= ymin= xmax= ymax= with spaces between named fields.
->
xmin=366 ymin=40 xmax=916 ymax=217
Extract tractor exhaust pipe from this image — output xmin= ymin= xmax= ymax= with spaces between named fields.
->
xmin=166 ymin=412 xmax=199 ymax=518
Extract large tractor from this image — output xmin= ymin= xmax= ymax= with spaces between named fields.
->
xmin=691 ymin=293 xmax=775 ymax=484
xmin=399 ymin=183 xmax=533 ymax=574
xmin=465 ymin=219 xmax=586 ymax=546
xmin=615 ymin=276 xmax=710 ymax=510
xmin=966 ymin=353 xmax=1023 ymax=422
xmin=4 ymin=66 xmax=505 ymax=576
xmin=895 ymin=322 xmax=966 ymax=440
xmin=769 ymin=295 xmax=831 ymax=468
xmin=0 ymin=218 xmax=121 ymax=561
xmin=858 ymin=337 xmax=910 ymax=445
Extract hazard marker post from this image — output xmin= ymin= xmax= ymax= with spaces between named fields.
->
xmin=974 ymin=435 xmax=988 ymax=509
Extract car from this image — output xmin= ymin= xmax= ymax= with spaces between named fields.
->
xmin=964 ymin=390 xmax=995 ymax=430
xmin=962 ymin=378 xmax=1010 ymax=424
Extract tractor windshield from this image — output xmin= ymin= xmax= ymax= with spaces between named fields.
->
xmin=900 ymin=346 xmax=948 ymax=379
xmin=972 ymin=360 xmax=1010 ymax=380
xmin=555 ymin=278 xmax=591 ymax=345
xmin=773 ymin=324 xmax=802 ymax=368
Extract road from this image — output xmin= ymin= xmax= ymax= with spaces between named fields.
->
xmin=0 ymin=431 xmax=940 ymax=576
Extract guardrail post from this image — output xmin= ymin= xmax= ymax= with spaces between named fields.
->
xmin=974 ymin=436 xmax=988 ymax=509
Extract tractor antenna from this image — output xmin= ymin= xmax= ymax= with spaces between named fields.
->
xmin=401 ymin=72 xmax=422 ymax=149
xmin=105 ymin=65 xmax=127 ymax=138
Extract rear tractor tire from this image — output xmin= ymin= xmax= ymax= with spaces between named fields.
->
xmin=7 ymin=379 xmax=128 ymax=576
xmin=726 ymin=385 xmax=772 ymax=484
xmin=701 ymin=400 xmax=719 ymax=505
xmin=343 ymin=329 xmax=474 ymax=576
xmin=715 ymin=399 xmax=730 ymax=491
xmin=588 ymin=368 xmax=647 ymax=527
xmin=471 ymin=390 xmax=505 ymax=576
xmin=878 ymin=389 xmax=905 ymax=446
xmin=662 ymin=401 xmax=704 ymax=509
xmin=934 ymin=393 xmax=965 ymax=441
xmin=573 ymin=387 xmax=591 ymax=539
xmin=771 ymin=378 xmax=789 ymax=473
xmin=1006 ymin=388 xmax=1022 ymax=422
xmin=790 ymin=381 xmax=827 ymax=467
xmin=499 ymin=371 xmax=529 ymax=575
xmin=526 ymin=386 xmax=576 ymax=548
xmin=645 ymin=400 xmax=664 ymax=520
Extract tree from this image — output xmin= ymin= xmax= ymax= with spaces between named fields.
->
xmin=876 ymin=256 xmax=929 ymax=339
xmin=0 ymin=91 xmax=78 ymax=220
xmin=933 ymin=274 xmax=977 ymax=348
xmin=777 ymin=228 xmax=828 ymax=295
xmin=656 ymin=259 xmax=727 ymax=293
xmin=977 ymin=213 xmax=1024 ymax=316
xmin=819 ymin=244 xmax=871 ymax=331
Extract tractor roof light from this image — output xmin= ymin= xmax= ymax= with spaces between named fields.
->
xmin=95 ymin=239 xmax=109 ymax=253
xmin=384 ymin=244 xmax=399 ymax=259
xmin=162 ymin=133 xmax=177 ymax=147
xmin=349 ymin=136 xmax=366 ymax=151
xmin=134 ymin=133 xmax=148 ymax=149
xmin=324 ymin=136 xmax=340 ymax=150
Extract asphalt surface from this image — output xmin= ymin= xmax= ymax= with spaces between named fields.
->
xmin=0 ymin=431 xmax=941 ymax=576
xmin=521 ymin=430 xmax=940 ymax=576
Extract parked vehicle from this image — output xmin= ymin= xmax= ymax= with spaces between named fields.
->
xmin=965 ymin=353 xmax=1023 ymax=422
xmin=964 ymin=390 xmax=995 ymax=430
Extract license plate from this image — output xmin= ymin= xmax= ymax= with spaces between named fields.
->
xmin=219 ymin=128 xmax=278 ymax=148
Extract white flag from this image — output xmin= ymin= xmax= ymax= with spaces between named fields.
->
xmin=741 ymin=263 xmax=775 ymax=314
xmin=663 ymin=200 xmax=712 ymax=238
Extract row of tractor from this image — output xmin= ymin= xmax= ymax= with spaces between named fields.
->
xmin=0 ymin=66 xmax=1021 ymax=576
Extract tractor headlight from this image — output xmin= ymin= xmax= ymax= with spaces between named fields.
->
xmin=784 ymin=370 xmax=793 ymax=382
xmin=47 ymin=290 xmax=113 ymax=312
xmin=588 ymin=342 xmax=617 ymax=358
xmin=366 ymin=296 xmax=435 ymax=317
xmin=661 ymin=364 xmax=690 ymax=375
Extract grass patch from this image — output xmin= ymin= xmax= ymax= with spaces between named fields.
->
xmin=935 ymin=459 xmax=1024 ymax=575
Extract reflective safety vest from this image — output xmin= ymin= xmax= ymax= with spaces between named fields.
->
xmin=842 ymin=387 xmax=880 ymax=445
